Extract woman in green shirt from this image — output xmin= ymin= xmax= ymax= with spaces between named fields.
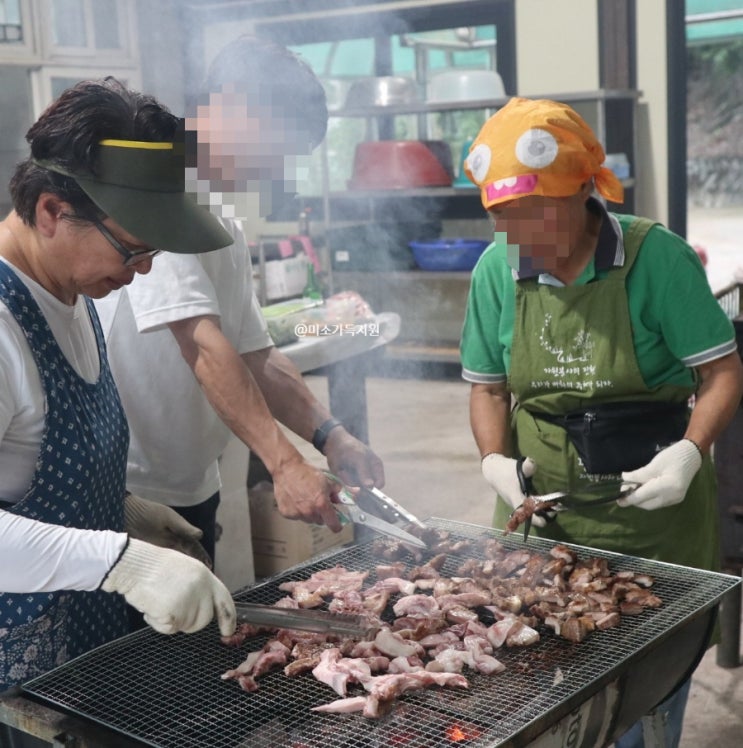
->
xmin=460 ymin=97 xmax=743 ymax=748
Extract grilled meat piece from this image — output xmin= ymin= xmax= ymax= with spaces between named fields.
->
xmin=311 ymin=649 xmax=385 ymax=697
xmin=374 ymin=627 xmax=425 ymax=658
xmin=224 ymin=544 xmax=664 ymax=717
xmin=311 ymin=695 xmax=368 ymax=714
xmin=375 ymin=562 xmax=406 ymax=579
xmin=221 ymin=640 xmax=290 ymax=683
xmin=220 ymin=622 xmax=263 ymax=647
xmin=559 ymin=617 xmax=595 ymax=643
xmin=504 ymin=496 xmax=559 ymax=535
xmin=392 ymin=594 xmax=440 ymax=618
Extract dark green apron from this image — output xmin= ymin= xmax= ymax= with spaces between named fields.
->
xmin=495 ymin=218 xmax=719 ymax=571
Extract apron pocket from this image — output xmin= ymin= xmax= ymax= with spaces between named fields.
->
xmin=530 ymin=401 xmax=689 ymax=474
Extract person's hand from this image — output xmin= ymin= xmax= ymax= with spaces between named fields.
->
xmin=101 ymin=539 xmax=236 ymax=636
xmin=271 ymin=459 xmax=344 ymax=532
xmin=481 ymin=453 xmax=546 ymax=528
xmin=618 ymin=439 xmax=702 ymax=511
xmin=324 ymin=428 xmax=385 ymax=489
xmin=124 ymin=493 xmax=212 ymax=568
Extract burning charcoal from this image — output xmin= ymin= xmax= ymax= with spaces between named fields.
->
xmin=445 ymin=721 xmax=484 ymax=742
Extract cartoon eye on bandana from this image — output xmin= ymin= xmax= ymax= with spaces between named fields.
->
xmin=515 ymin=128 xmax=558 ymax=169
xmin=466 ymin=143 xmax=491 ymax=184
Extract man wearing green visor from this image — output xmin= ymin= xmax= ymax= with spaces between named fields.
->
xmin=96 ymin=37 xmax=385 ymax=573
xmin=0 ymin=78 xmax=238 ymax=703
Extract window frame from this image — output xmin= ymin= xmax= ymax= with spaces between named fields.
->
xmin=0 ymin=0 xmax=36 ymax=61
xmin=30 ymin=64 xmax=141 ymax=118
xmin=39 ymin=0 xmax=138 ymax=65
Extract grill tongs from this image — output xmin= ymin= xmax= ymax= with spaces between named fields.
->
xmin=234 ymin=602 xmax=379 ymax=638
xmin=357 ymin=486 xmax=427 ymax=532
xmin=324 ymin=471 xmax=426 ymax=549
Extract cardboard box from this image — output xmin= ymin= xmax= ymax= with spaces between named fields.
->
xmin=249 ymin=481 xmax=354 ymax=578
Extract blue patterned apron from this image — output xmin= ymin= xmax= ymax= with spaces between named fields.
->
xmin=0 ymin=263 xmax=129 ymax=690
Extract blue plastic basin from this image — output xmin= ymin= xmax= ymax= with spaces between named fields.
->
xmin=408 ymin=238 xmax=489 ymax=271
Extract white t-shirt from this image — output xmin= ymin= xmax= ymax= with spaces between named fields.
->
xmin=0 ymin=259 xmax=126 ymax=593
xmin=94 ymin=218 xmax=273 ymax=506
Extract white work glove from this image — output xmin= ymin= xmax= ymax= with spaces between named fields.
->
xmin=102 ymin=539 xmax=236 ymax=637
xmin=618 ymin=439 xmax=702 ymax=511
xmin=481 ymin=453 xmax=546 ymax=528
xmin=124 ymin=493 xmax=212 ymax=568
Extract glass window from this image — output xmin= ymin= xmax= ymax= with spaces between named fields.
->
xmin=92 ymin=0 xmax=120 ymax=49
xmin=0 ymin=66 xmax=33 ymax=216
xmin=50 ymin=0 xmax=124 ymax=52
xmin=49 ymin=73 xmax=132 ymax=101
xmin=0 ymin=0 xmax=23 ymax=42
xmin=50 ymin=74 xmax=84 ymax=100
xmin=51 ymin=0 xmax=88 ymax=48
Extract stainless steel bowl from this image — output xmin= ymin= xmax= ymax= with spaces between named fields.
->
xmin=344 ymin=76 xmax=422 ymax=108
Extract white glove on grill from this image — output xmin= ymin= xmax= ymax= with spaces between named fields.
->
xmin=124 ymin=493 xmax=212 ymax=568
xmin=618 ymin=439 xmax=702 ymax=511
xmin=102 ymin=539 xmax=236 ymax=637
xmin=481 ymin=453 xmax=546 ymax=528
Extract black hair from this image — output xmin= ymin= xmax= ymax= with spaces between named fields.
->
xmin=10 ymin=77 xmax=179 ymax=225
xmin=203 ymin=36 xmax=328 ymax=151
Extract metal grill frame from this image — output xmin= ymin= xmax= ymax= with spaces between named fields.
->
xmin=21 ymin=518 xmax=739 ymax=748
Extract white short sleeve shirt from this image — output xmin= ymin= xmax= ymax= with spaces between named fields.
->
xmin=95 ymin=218 xmax=273 ymax=506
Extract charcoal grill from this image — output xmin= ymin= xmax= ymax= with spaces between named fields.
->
xmin=19 ymin=518 xmax=739 ymax=748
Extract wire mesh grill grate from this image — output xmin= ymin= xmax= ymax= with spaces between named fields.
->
xmin=22 ymin=518 xmax=738 ymax=748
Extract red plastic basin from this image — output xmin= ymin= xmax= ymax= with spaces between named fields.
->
xmin=348 ymin=141 xmax=453 ymax=190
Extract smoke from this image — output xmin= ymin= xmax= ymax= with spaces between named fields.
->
xmin=132 ymin=1 xmax=497 ymax=382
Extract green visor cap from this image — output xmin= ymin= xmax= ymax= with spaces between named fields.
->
xmin=35 ymin=139 xmax=232 ymax=254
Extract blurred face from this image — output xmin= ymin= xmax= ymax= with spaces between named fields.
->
xmin=488 ymin=190 xmax=589 ymax=274
xmin=185 ymin=85 xmax=313 ymax=218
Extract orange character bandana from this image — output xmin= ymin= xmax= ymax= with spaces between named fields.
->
xmin=464 ymin=97 xmax=624 ymax=209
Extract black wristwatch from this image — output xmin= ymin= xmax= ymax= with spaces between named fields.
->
xmin=312 ymin=417 xmax=344 ymax=454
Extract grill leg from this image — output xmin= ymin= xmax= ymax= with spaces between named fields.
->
xmin=716 ymin=574 xmax=742 ymax=668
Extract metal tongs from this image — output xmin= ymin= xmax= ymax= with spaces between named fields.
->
xmin=234 ymin=602 xmax=379 ymax=638
xmin=324 ymin=471 xmax=426 ymax=549
xmin=515 ymin=457 xmax=641 ymax=542
xmin=357 ymin=486 xmax=427 ymax=531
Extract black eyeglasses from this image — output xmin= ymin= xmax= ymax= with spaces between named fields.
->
xmin=91 ymin=219 xmax=161 ymax=267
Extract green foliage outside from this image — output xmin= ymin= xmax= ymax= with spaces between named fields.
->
xmin=688 ymin=39 xmax=743 ymax=81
